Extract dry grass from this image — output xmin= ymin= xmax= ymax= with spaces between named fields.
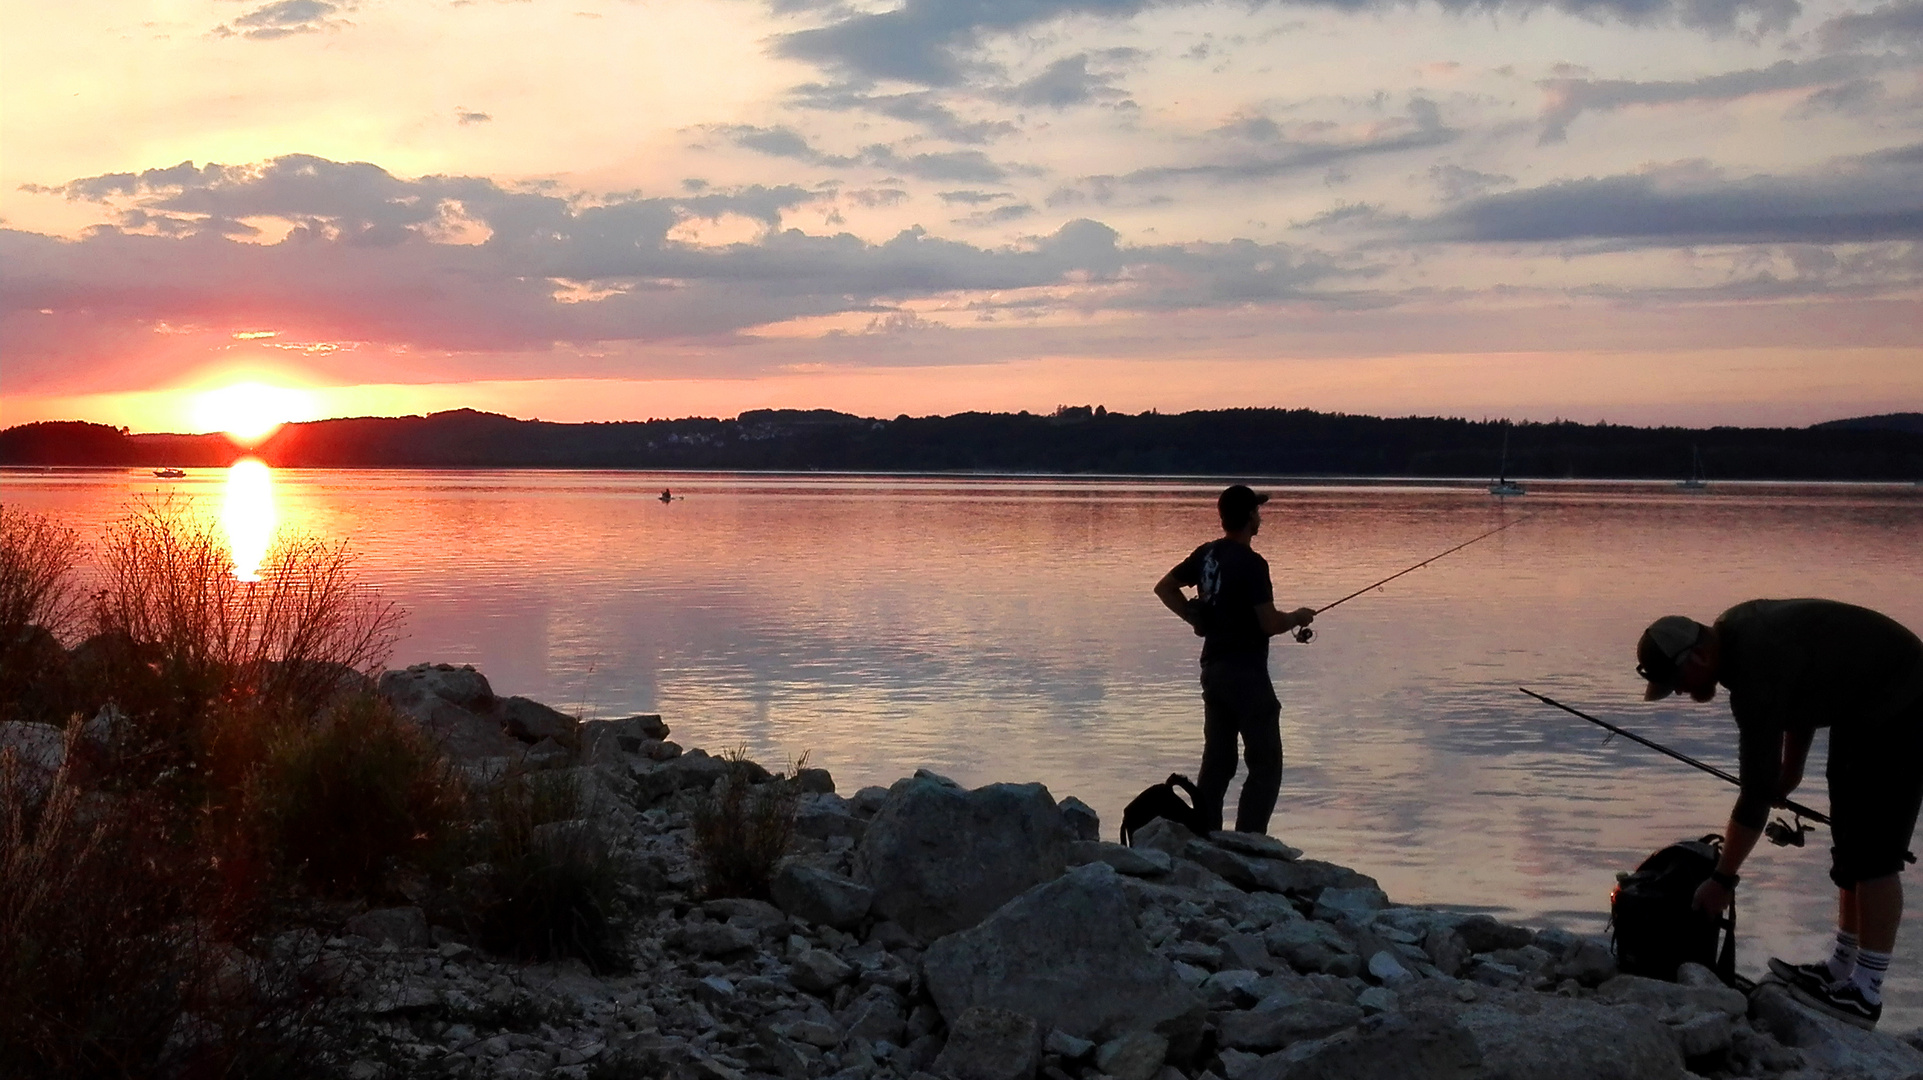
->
xmin=467 ymin=770 xmax=629 ymax=973
xmin=691 ymin=749 xmax=804 ymax=901
xmin=0 ymin=507 xmax=85 ymax=724
xmin=250 ymin=694 xmax=467 ymax=897
xmin=0 ymin=723 xmax=344 ymax=1080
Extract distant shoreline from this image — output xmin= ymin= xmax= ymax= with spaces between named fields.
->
xmin=5 ymin=407 xmax=1921 ymax=482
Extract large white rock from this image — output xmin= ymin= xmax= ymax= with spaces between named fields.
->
xmin=923 ymin=863 xmax=1207 ymax=1051
xmin=852 ymin=775 xmax=1070 ymax=940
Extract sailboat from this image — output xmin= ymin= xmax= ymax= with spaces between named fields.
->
xmin=1488 ymin=425 xmax=1525 ymax=497
xmin=1677 ymin=445 xmax=1707 ymax=491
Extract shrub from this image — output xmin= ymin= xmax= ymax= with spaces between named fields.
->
xmin=0 ymin=507 xmax=84 ymax=724
xmin=80 ymin=500 xmax=401 ymax=807
xmin=250 ymin=694 xmax=466 ymax=897
xmin=0 ymin=724 xmax=340 ymax=1080
xmin=690 ymin=750 xmax=803 ymax=901
xmin=469 ymin=771 xmax=628 ymax=973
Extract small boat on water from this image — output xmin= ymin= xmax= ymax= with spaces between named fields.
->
xmin=152 ymin=468 xmax=187 ymax=479
xmin=1677 ymin=445 xmax=1707 ymax=491
xmin=1488 ymin=425 xmax=1525 ymax=497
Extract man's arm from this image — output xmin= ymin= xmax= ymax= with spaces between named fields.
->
xmin=1155 ymin=571 xmax=1199 ymax=628
xmin=1255 ymin=602 xmax=1316 ymax=637
xmin=1779 ymin=727 xmax=1815 ymax=797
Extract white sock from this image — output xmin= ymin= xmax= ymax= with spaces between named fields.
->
xmin=1827 ymin=930 xmax=1861 ymax=983
xmin=1851 ymin=948 xmax=1891 ymax=1005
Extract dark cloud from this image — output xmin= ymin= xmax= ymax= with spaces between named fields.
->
xmin=937 ymin=190 xmax=1014 ymax=204
xmin=773 ymin=0 xmax=1799 ymax=89
xmin=956 ymin=203 xmax=1036 ymax=226
xmin=1538 ymin=55 xmax=1889 ymax=142
xmin=789 ymin=84 xmax=1018 ymax=144
xmin=1124 ymin=98 xmax=1456 ymax=185
xmin=456 ymin=109 xmax=492 ymax=125
xmin=1429 ymin=163 xmax=1515 ymax=201
xmin=846 ymin=187 xmax=910 ymax=207
xmin=1819 ymin=0 xmax=1923 ymax=48
xmin=710 ymin=125 xmax=1013 ymax=182
xmin=1414 ymin=148 xmax=1923 ymax=245
xmin=1006 ymin=55 xmax=1129 ymax=108
xmin=2 ymin=154 xmax=1353 ymax=391
xmin=218 ymin=0 xmax=344 ymax=39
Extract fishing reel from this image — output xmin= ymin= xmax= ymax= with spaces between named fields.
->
xmin=1766 ymin=815 xmax=1811 ymax=848
xmin=1293 ymin=626 xmax=1315 ymax=643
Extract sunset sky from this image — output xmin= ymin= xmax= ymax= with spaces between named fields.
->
xmin=2 ymin=0 xmax=1919 ymax=432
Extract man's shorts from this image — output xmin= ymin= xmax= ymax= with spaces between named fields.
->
xmin=1827 ymin=696 xmax=1923 ymax=888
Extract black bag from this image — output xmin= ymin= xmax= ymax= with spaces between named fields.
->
xmin=1120 ymin=773 xmax=1207 ymax=847
xmin=1609 ymin=834 xmax=1736 ymax=983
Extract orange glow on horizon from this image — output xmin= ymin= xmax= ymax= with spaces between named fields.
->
xmin=191 ymin=381 xmax=320 ymax=445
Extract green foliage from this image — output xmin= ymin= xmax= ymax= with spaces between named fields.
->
xmin=469 ymin=771 xmax=628 ymax=974
xmin=690 ymin=749 xmax=803 ymax=901
xmin=252 ymin=694 xmax=466 ymax=897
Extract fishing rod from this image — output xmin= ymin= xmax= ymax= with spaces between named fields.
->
xmin=1293 ymin=512 xmax=1536 ymax=642
xmin=1521 ymin=687 xmax=1915 ymax=861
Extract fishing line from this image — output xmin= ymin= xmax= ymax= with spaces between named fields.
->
xmin=1293 ymin=511 xmax=1537 ymax=642
xmin=1520 ymin=686 xmax=1916 ymax=861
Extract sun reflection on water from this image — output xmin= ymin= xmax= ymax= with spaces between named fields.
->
xmin=222 ymin=458 xmax=276 ymax=581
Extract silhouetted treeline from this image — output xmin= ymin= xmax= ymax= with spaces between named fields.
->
xmin=5 ymin=408 xmax=1922 ymax=480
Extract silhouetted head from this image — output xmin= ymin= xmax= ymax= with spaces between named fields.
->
xmin=1637 ymin=615 xmax=1718 ymax=702
xmin=1218 ymin=484 xmax=1269 ymax=535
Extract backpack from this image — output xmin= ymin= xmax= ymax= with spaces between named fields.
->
xmin=1609 ymin=834 xmax=1736 ymax=983
xmin=1120 ymin=773 xmax=1207 ymax=846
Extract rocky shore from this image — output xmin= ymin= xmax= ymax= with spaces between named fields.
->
xmin=21 ymin=661 xmax=1923 ymax=1079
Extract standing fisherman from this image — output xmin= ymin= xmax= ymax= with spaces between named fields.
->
xmin=1154 ymin=485 xmax=1316 ymax=835
xmin=1637 ymin=600 xmax=1923 ymax=1028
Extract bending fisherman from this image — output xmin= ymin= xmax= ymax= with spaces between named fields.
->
xmin=1153 ymin=485 xmax=1315 ymax=835
xmin=1637 ymin=600 xmax=1923 ymax=1028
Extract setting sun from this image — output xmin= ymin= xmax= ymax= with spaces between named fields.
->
xmin=190 ymin=381 xmax=319 ymax=445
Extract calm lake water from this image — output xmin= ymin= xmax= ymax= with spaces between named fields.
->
xmin=7 ymin=467 xmax=1923 ymax=1024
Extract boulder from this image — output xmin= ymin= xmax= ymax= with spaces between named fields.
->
xmin=853 ymin=776 xmax=1070 ymax=940
xmin=1748 ymin=981 xmax=1923 ymax=1078
xmin=1130 ymin=818 xmax=1198 ymax=861
xmin=794 ymin=767 xmax=835 ymax=794
xmin=923 ymin=863 xmax=1206 ymax=1051
xmin=1217 ymin=999 xmax=1364 ymax=1052
xmin=1311 ymin=887 xmax=1388 ymax=925
xmin=1265 ymin=921 xmax=1357 ymax=977
xmin=632 ymin=749 xmax=731 ymax=805
xmin=933 ymin=1007 xmax=1043 ymax=1080
xmin=1422 ymin=927 xmax=1470 ymax=978
xmin=0 ymin=720 xmax=65 ymax=794
xmin=379 ymin=663 xmax=494 ymax=711
xmin=1451 ymin=915 xmax=1533 ymax=954
xmin=1595 ymin=974 xmax=1747 ymax=1019
xmin=499 ymin=695 xmax=579 ymax=748
xmin=1060 ymin=797 xmax=1101 ymax=842
xmin=1253 ymin=1013 xmax=1480 ymax=1080
xmin=1069 ymin=841 xmax=1172 ymax=878
xmin=769 ymin=863 xmax=873 ymax=930
xmin=1407 ymin=983 xmax=1686 ymax=1080
xmin=1208 ymin=832 xmax=1303 ymax=861
xmin=794 ymin=794 xmax=865 ymax=843
xmin=345 ymin=906 xmax=431 ymax=949
xmin=788 ymin=948 xmax=854 ymax=994
xmin=1095 ymin=1031 xmax=1168 ymax=1080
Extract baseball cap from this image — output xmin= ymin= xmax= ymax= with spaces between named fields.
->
xmin=1637 ymin=615 xmax=1704 ymax=699
xmin=1218 ymin=484 xmax=1270 ymax=525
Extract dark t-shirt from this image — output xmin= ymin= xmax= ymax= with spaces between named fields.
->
xmin=1171 ymin=538 xmax=1275 ymax=666
xmin=1719 ymin=599 xmax=1923 ymax=829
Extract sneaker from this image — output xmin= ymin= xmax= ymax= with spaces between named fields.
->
xmin=1788 ymin=976 xmax=1882 ymax=1030
xmin=1768 ymin=956 xmax=1841 ymax=994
